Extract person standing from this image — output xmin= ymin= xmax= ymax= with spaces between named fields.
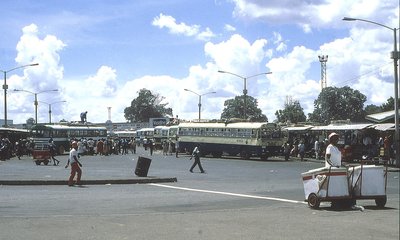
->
xmin=65 ymin=141 xmax=83 ymax=186
xmin=298 ymin=141 xmax=305 ymax=161
xmin=189 ymin=145 xmax=205 ymax=173
xmin=282 ymin=142 xmax=290 ymax=161
xmin=314 ymin=139 xmax=320 ymax=160
xmin=325 ymin=132 xmax=342 ymax=168
xmin=49 ymin=140 xmax=60 ymax=166
xmin=149 ymin=140 xmax=154 ymax=156
xmin=175 ymin=137 xmax=180 ymax=158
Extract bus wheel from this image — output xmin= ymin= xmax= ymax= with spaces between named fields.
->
xmin=58 ymin=145 xmax=65 ymax=155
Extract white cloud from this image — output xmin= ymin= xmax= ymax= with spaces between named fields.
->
xmin=152 ymin=13 xmax=216 ymax=41
xmin=230 ymin=0 xmax=397 ymax=32
xmin=224 ymin=24 xmax=236 ymax=32
xmin=85 ymin=66 xmax=117 ymax=97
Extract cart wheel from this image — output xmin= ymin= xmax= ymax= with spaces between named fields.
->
xmin=44 ymin=160 xmax=49 ymax=166
xmin=35 ymin=160 xmax=41 ymax=165
xmin=375 ymin=196 xmax=387 ymax=208
xmin=307 ymin=193 xmax=320 ymax=209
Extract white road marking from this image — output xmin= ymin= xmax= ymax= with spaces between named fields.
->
xmin=150 ymin=183 xmax=307 ymax=205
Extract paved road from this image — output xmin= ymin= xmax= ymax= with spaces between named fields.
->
xmin=0 ymin=147 xmax=399 ymax=240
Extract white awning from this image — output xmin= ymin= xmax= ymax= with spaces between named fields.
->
xmin=311 ymin=123 xmax=372 ymax=131
xmin=369 ymin=123 xmax=395 ymax=131
xmin=283 ymin=126 xmax=313 ymax=131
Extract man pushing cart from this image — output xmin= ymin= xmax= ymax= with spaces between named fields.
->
xmin=301 ymin=132 xmax=388 ymax=209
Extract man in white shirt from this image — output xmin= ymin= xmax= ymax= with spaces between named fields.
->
xmin=65 ymin=141 xmax=83 ymax=186
xmin=325 ymin=132 xmax=342 ymax=167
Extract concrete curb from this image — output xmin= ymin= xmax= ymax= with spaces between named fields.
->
xmin=0 ymin=177 xmax=177 ymax=186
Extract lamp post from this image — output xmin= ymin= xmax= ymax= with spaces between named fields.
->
xmin=0 ymin=63 xmax=39 ymax=127
xmin=39 ymin=100 xmax=66 ymax=124
xmin=14 ymin=89 xmax=58 ymax=124
xmin=184 ymin=89 xmax=216 ymax=121
xmin=343 ymin=17 xmax=399 ymax=167
xmin=218 ymin=70 xmax=272 ymax=119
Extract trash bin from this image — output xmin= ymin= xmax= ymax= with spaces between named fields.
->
xmin=135 ymin=156 xmax=152 ymax=177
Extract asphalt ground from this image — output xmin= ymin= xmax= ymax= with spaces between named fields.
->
xmin=0 ymin=147 xmax=397 ymax=185
xmin=0 ymin=148 xmax=177 ymax=185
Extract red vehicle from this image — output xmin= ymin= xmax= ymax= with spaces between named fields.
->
xmin=32 ymin=144 xmax=51 ymax=165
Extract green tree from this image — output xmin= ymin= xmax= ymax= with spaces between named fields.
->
xmin=124 ymin=89 xmax=173 ymax=122
xmin=308 ymin=86 xmax=367 ymax=124
xmin=220 ymin=95 xmax=268 ymax=122
xmin=381 ymin=97 xmax=400 ymax=111
xmin=275 ymin=99 xmax=306 ymax=124
xmin=365 ymin=104 xmax=382 ymax=115
xmin=26 ymin=117 xmax=35 ymax=125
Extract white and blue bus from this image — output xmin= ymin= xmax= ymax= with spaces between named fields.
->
xmin=177 ymin=121 xmax=287 ymax=160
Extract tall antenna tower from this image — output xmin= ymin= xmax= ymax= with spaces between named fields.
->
xmin=107 ymin=107 xmax=112 ymax=122
xmin=318 ymin=55 xmax=328 ymax=90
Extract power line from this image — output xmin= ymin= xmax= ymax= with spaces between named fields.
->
xmin=334 ymin=61 xmax=393 ymax=87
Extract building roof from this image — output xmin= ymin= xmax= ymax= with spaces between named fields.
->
xmin=365 ymin=110 xmax=398 ymax=123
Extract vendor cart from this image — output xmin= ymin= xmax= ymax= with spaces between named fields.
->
xmin=348 ymin=161 xmax=388 ymax=208
xmin=32 ymin=144 xmax=51 ymax=166
xmin=301 ymin=166 xmax=353 ymax=209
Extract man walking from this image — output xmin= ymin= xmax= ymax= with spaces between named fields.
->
xmin=189 ymin=144 xmax=205 ymax=173
xmin=65 ymin=141 xmax=83 ymax=186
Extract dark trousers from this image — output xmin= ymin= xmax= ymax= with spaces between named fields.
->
xmin=190 ymin=156 xmax=204 ymax=172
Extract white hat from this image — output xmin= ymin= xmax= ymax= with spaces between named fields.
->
xmin=328 ymin=132 xmax=339 ymax=140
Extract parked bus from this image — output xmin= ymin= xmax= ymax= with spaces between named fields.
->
xmin=30 ymin=124 xmax=107 ymax=154
xmin=135 ymin=127 xmax=154 ymax=147
xmin=153 ymin=126 xmax=169 ymax=149
xmin=112 ymin=130 xmax=136 ymax=139
xmin=177 ymin=121 xmax=287 ymax=160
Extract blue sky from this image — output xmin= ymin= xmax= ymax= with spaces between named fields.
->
xmin=0 ymin=0 xmax=398 ymax=125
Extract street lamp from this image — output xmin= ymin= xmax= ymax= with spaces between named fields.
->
xmin=343 ymin=17 xmax=399 ymax=167
xmin=0 ymin=63 xmax=39 ymax=127
xmin=39 ymin=100 xmax=66 ymax=124
xmin=13 ymin=89 xmax=58 ymax=124
xmin=218 ymin=70 xmax=272 ymax=119
xmin=184 ymin=89 xmax=216 ymax=121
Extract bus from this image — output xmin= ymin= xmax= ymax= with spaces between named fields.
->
xmin=135 ymin=127 xmax=154 ymax=147
xmin=112 ymin=130 xmax=136 ymax=140
xmin=153 ymin=126 xmax=169 ymax=149
xmin=30 ymin=124 xmax=107 ymax=154
xmin=177 ymin=121 xmax=287 ymax=160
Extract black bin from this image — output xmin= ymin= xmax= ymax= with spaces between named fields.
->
xmin=135 ymin=156 xmax=152 ymax=177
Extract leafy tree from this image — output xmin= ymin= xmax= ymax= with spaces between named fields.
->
xmin=124 ymin=89 xmax=173 ymax=122
xmin=365 ymin=104 xmax=382 ymax=115
xmin=308 ymin=86 xmax=367 ymax=124
xmin=220 ymin=95 xmax=268 ymax=122
xmin=26 ymin=117 xmax=35 ymax=125
xmin=381 ymin=97 xmax=400 ymax=111
xmin=275 ymin=99 xmax=306 ymax=124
